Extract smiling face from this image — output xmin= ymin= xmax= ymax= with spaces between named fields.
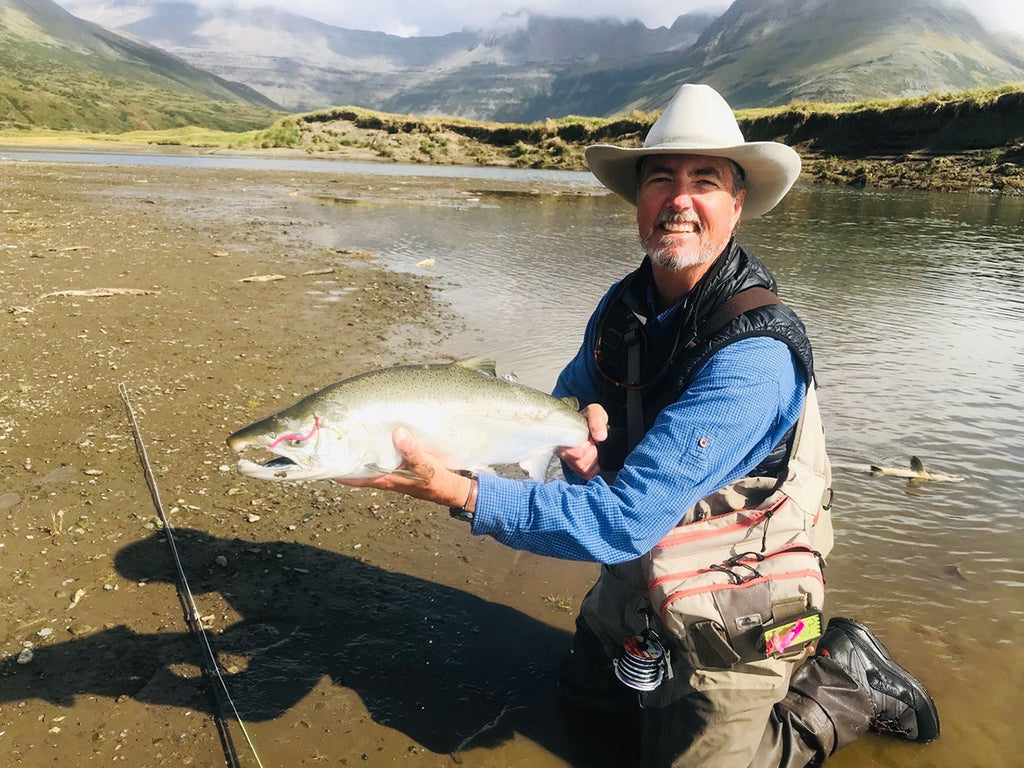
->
xmin=636 ymin=153 xmax=745 ymax=274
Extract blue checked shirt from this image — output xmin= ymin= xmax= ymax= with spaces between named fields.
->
xmin=471 ymin=288 xmax=807 ymax=564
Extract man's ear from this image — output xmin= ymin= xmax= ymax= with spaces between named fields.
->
xmin=732 ymin=188 xmax=746 ymax=231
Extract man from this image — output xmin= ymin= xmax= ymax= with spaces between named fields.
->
xmin=339 ymin=84 xmax=939 ymax=766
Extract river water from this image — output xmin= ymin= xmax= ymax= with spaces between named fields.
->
xmin=6 ymin=148 xmax=1021 ymax=765
xmin=292 ymin=167 xmax=1024 ymax=766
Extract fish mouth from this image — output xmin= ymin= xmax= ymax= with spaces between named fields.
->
xmin=236 ymin=453 xmax=311 ymax=480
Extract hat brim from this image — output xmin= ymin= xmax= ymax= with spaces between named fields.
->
xmin=585 ymin=142 xmax=802 ymax=219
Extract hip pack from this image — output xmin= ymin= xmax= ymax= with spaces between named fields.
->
xmin=643 ymin=385 xmax=833 ymax=669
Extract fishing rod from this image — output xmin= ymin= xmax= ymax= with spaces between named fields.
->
xmin=119 ymin=382 xmax=265 ymax=768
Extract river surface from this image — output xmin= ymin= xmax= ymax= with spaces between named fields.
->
xmin=7 ymin=148 xmax=1022 ymax=765
xmin=293 ymin=165 xmax=1024 ymax=767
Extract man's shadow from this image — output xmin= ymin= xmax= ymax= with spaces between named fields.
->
xmin=0 ymin=528 xmax=591 ymax=760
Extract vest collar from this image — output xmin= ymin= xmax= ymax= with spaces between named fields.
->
xmin=622 ymin=240 xmax=776 ymax=335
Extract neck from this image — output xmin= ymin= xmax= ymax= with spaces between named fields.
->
xmin=651 ymin=259 xmax=718 ymax=313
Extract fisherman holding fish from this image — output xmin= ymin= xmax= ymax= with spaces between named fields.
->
xmin=231 ymin=84 xmax=940 ymax=767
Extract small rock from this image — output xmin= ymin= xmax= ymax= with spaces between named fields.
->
xmin=37 ymin=627 xmax=53 ymax=638
xmin=247 ymin=513 xmax=261 ymax=523
xmin=16 ymin=649 xmax=33 ymax=664
xmin=215 ymin=555 xmax=228 ymax=568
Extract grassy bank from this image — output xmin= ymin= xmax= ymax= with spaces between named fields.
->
xmin=3 ymin=85 xmax=1023 ymax=194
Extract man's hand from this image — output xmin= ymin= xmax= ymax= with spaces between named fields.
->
xmin=333 ymin=427 xmax=474 ymax=509
xmin=557 ymin=403 xmax=608 ymax=481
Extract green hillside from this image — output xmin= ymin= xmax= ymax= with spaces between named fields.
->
xmin=0 ymin=0 xmax=281 ymax=132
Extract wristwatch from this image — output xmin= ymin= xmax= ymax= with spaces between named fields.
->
xmin=449 ymin=471 xmax=477 ymax=523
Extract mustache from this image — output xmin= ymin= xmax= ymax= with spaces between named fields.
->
xmin=655 ymin=211 xmax=702 ymax=229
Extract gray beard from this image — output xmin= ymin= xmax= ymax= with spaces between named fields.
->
xmin=641 ymin=236 xmax=719 ymax=272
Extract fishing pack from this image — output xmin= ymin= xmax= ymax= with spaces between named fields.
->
xmin=642 ymin=385 xmax=834 ymax=670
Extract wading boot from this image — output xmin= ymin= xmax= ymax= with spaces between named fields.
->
xmin=817 ymin=617 xmax=940 ymax=742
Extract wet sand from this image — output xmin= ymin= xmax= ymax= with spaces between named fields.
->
xmin=0 ymin=158 xmax=601 ymax=767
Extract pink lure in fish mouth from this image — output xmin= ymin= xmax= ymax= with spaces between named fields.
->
xmin=267 ymin=417 xmax=320 ymax=451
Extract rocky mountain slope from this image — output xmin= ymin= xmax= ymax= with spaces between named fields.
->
xmin=628 ymin=0 xmax=1024 ymax=109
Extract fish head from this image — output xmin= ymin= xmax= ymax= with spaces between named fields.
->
xmin=226 ymin=410 xmax=367 ymax=481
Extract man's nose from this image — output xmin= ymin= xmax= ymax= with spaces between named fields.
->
xmin=667 ymin=186 xmax=694 ymax=210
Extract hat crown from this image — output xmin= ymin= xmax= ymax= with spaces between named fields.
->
xmin=644 ymin=84 xmax=746 ymax=150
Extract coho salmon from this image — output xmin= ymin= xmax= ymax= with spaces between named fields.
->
xmin=226 ymin=358 xmax=588 ymax=482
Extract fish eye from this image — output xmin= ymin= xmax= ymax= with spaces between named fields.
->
xmin=288 ymin=439 xmax=305 ymax=448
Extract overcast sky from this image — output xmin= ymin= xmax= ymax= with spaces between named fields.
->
xmin=86 ymin=0 xmax=1023 ymax=39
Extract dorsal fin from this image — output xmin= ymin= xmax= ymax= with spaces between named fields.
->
xmin=910 ymin=456 xmax=925 ymax=474
xmin=453 ymin=356 xmax=497 ymax=377
xmin=560 ymin=396 xmax=580 ymax=410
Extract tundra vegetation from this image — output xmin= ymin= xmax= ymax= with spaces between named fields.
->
xmin=2 ymin=85 xmax=1022 ymax=195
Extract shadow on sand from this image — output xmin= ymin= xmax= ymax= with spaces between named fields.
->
xmin=0 ymin=529 xmax=617 ymax=762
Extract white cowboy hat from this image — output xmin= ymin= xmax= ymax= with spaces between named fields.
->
xmin=585 ymin=83 xmax=801 ymax=218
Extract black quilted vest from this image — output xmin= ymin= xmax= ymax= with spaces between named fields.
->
xmin=593 ymin=241 xmax=814 ymax=476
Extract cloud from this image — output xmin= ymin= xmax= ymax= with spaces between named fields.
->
xmin=962 ymin=0 xmax=1024 ymax=38
xmin=181 ymin=0 xmax=728 ymax=36
xmin=61 ymin=0 xmax=1024 ymax=39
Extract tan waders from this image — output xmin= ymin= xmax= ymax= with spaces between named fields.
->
xmin=557 ymin=387 xmax=875 ymax=766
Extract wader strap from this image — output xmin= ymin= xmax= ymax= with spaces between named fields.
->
xmin=698 ymin=287 xmax=781 ymax=341
xmin=625 ymin=328 xmax=644 ymax=452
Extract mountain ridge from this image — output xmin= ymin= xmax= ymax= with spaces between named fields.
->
xmin=58 ymin=0 xmax=1024 ymax=120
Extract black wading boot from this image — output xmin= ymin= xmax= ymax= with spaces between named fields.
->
xmin=816 ymin=617 xmax=940 ymax=742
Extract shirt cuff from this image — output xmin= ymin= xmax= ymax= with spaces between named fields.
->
xmin=470 ymin=472 xmax=529 ymax=537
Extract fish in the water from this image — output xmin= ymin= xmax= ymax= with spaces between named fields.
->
xmin=831 ymin=456 xmax=965 ymax=483
xmin=226 ymin=357 xmax=588 ymax=482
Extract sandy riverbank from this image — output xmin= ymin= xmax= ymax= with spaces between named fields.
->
xmin=0 ymin=159 xmax=603 ymax=767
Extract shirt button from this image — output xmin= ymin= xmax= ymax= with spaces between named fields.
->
xmin=698 ymin=437 xmax=710 ymax=448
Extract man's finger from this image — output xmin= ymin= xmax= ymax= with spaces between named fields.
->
xmin=581 ymin=404 xmax=609 ymax=443
xmin=393 ymin=427 xmax=436 ymax=481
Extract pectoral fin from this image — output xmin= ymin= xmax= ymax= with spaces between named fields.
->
xmin=363 ymin=463 xmax=427 ymax=482
xmin=519 ymin=451 xmax=555 ymax=482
